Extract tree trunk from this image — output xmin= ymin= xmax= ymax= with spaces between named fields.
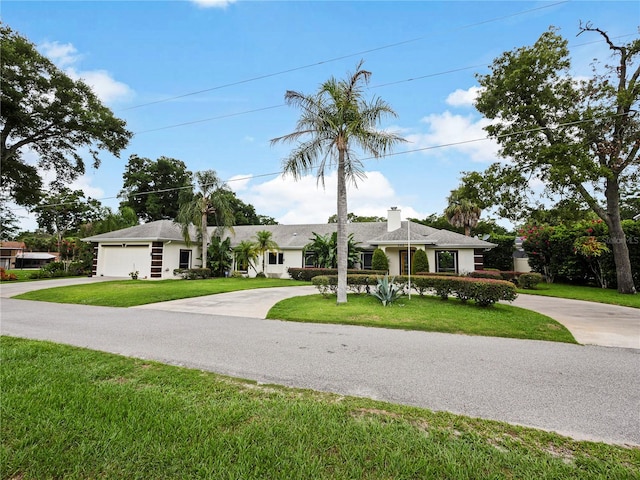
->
xmin=336 ymin=149 xmax=348 ymax=304
xmin=201 ymin=210 xmax=208 ymax=269
xmin=605 ymin=179 xmax=636 ymax=294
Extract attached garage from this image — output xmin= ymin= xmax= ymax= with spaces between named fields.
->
xmin=98 ymin=244 xmax=151 ymax=278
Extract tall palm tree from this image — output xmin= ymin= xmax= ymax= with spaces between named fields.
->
xmin=254 ymin=230 xmax=279 ymax=274
xmin=444 ymin=191 xmax=482 ymax=237
xmin=176 ymin=170 xmax=235 ymax=267
xmin=271 ymin=60 xmax=404 ymax=304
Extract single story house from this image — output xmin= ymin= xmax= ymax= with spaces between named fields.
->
xmin=83 ymin=208 xmax=496 ymax=279
xmin=0 ymin=241 xmax=25 ymax=269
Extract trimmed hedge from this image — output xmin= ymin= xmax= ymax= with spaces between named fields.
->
xmin=288 ymin=268 xmax=387 ymax=282
xmin=173 ymin=268 xmax=212 ymax=280
xmin=312 ymin=274 xmax=517 ymax=307
xmin=518 ymin=272 xmax=543 ymax=289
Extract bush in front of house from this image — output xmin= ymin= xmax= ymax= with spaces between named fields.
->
xmin=468 ymin=270 xmax=503 ymax=280
xmin=288 ymin=268 xmax=387 ymax=282
xmin=371 ymin=248 xmax=389 ymax=272
xmin=518 ymin=272 xmax=543 ymax=289
xmin=0 ymin=268 xmax=18 ymax=281
xmin=411 ymin=249 xmax=429 ymax=274
xmin=173 ymin=268 xmax=212 ymax=280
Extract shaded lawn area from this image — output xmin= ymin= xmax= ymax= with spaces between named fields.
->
xmin=518 ymin=283 xmax=640 ymax=308
xmin=267 ymin=294 xmax=577 ymax=344
xmin=3 ymin=337 xmax=638 ymax=480
xmin=14 ymin=277 xmax=308 ymax=307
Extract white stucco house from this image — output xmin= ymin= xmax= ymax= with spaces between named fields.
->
xmin=83 ymin=208 xmax=496 ymax=279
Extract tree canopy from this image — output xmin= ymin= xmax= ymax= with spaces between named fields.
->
xmin=474 ymin=25 xmax=639 ymax=293
xmin=119 ymin=155 xmax=193 ymax=222
xmin=0 ymin=24 xmax=131 ymax=207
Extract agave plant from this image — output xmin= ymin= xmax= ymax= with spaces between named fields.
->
xmin=370 ymin=274 xmax=403 ymax=307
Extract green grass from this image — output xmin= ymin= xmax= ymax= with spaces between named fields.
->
xmin=13 ymin=277 xmax=308 ymax=307
xmin=2 ymin=337 xmax=637 ymax=479
xmin=1 ymin=269 xmax=55 ymax=281
xmin=268 ymin=294 xmax=577 ymax=344
xmin=519 ymin=283 xmax=640 ymax=308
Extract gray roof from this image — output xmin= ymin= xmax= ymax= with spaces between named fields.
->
xmin=83 ymin=220 xmax=198 ymax=243
xmin=84 ymin=219 xmax=496 ymax=250
xmin=222 ymin=220 xmax=494 ymax=250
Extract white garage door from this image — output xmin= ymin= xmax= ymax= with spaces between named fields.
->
xmin=100 ymin=244 xmax=150 ymax=278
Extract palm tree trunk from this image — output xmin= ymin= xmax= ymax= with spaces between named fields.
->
xmin=201 ymin=210 xmax=208 ymax=269
xmin=336 ymin=148 xmax=348 ymax=304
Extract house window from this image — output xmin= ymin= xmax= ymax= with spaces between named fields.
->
xmin=268 ymin=252 xmax=284 ymax=265
xmin=304 ymin=251 xmax=315 ymax=267
xmin=436 ymin=250 xmax=458 ymax=273
xmin=179 ymin=250 xmax=191 ymax=269
xmin=361 ymin=252 xmax=373 ymax=270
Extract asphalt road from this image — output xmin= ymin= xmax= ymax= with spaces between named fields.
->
xmin=2 ymin=297 xmax=639 ymax=446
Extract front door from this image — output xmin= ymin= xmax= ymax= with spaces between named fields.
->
xmin=399 ymin=249 xmax=415 ymax=275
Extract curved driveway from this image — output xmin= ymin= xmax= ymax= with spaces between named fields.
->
xmin=1 ymin=279 xmax=639 ymax=445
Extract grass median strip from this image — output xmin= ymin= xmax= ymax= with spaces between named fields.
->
xmin=13 ymin=278 xmax=308 ymax=307
xmin=2 ymin=337 xmax=637 ymax=479
xmin=268 ymin=294 xmax=577 ymax=344
xmin=517 ymin=283 xmax=640 ymax=308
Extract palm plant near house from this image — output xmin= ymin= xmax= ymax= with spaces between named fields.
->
xmin=234 ymin=240 xmax=259 ymax=273
xmin=444 ymin=190 xmax=482 ymax=237
xmin=271 ymin=61 xmax=404 ymax=304
xmin=304 ymin=232 xmax=361 ymax=268
xmin=176 ymin=170 xmax=235 ymax=267
xmin=254 ymin=230 xmax=279 ymax=274
xmin=207 ymin=236 xmax=233 ymax=277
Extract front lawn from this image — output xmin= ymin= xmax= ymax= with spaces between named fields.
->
xmin=267 ymin=294 xmax=577 ymax=344
xmin=518 ymin=283 xmax=640 ymax=308
xmin=2 ymin=337 xmax=637 ymax=479
xmin=14 ymin=277 xmax=308 ymax=307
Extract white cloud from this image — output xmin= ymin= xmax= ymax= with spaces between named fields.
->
xmin=38 ymin=41 xmax=133 ymax=104
xmin=227 ymin=174 xmax=252 ymax=192
xmin=406 ymin=111 xmax=499 ymax=163
xmin=233 ymin=170 xmax=425 ymax=225
xmin=446 ymin=86 xmax=483 ymax=107
xmin=191 ymin=0 xmax=237 ymax=8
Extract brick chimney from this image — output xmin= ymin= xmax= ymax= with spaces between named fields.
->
xmin=387 ymin=207 xmax=401 ymax=232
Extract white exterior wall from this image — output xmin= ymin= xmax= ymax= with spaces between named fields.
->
xmin=457 ymin=249 xmax=476 ymax=275
xmin=514 ymin=257 xmax=532 ymax=273
xmin=249 ymin=249 xmax=304 ymax=279
xmin=162 ymin=242 xmax=195 ymax=279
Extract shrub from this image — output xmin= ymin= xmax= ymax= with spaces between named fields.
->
xmin=311 ymin=275 xmax=337 ymax=297
xmin=0 ymin=268 xmax=17 ymax=281
xmin=518 ymin=272 xmax=543 ymax=289
xmin=411 ymin=249 xmax=429 ymax=274
xmin=370 ymin=274 xmax=403 ymax=306
xmin=371 ymin=248 xmax=389 ymax=272
xmin=288 ymin=268 xmax=386 ymax=282
xmin=408 ymin=275 xmax=517 ymax=306
xmin=255 ymin=272 xmax=266 ymax=278
xmin=468 ymin=270 xmax=502 ymax=280
xmin=173 ymin=268 xmax=212 ymax=280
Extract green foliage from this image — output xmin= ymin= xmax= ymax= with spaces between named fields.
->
xmin=172 ymin=268 xmax=212 ymax=280
xmin=483 ymin=234 xmax=516 ymax=271
xmin=411 ymin=249 xmax=429 ymax=274
xmin=474 ymin=26 xmax=639 ymax=292
xmin=207 ymin=236 xmax=232 ymax=277
xmin=327 ymin=212 xmax=385 ymax=223
xmin=518 ymin=273 xmax=543 ymax=289
xmin=288 ymin=268 xmax=386 ymax=282
xmin=519 ymin=220 xmax=639 ymax=289
xmin=444 ymin=190 xmax=482 ymax=236
xmin=1 ymin=25 xmax=131 ymax=207
xmin=254 ymin=230 xmax=279 ymax=273
xmin=370 ymin=274 xmax=403 ymax=306
xmin=303 ymin=232 xmax=361 ymax=269
xmin=410 ymin=275 xmax=517 ymax=307
xmin=234 ymin=240 xmax=258 ymax=273
xmin=371 ymin=248 xmax=389 ymax=271
xmin=119 ymin=155 xmax=193 ymax=222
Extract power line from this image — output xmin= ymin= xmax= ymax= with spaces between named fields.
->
xmin=121 ymin=0 xmax=569 ymax=112
xmin=23 ymin=113 xmax=625 ymax=213
xmin=132 ymin=32 xmax=638 ymax=136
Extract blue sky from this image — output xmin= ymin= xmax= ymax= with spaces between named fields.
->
xmin=4 ymin=0 xmax=639 ymax=230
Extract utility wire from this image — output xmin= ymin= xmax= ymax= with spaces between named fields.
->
xmin=24 ymin=113 xmax=626 ymax=212
xmin=121 ymin=1 xmax=568 ymax=111
xmin=132 ymin=33 xmax=637 ymax=136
